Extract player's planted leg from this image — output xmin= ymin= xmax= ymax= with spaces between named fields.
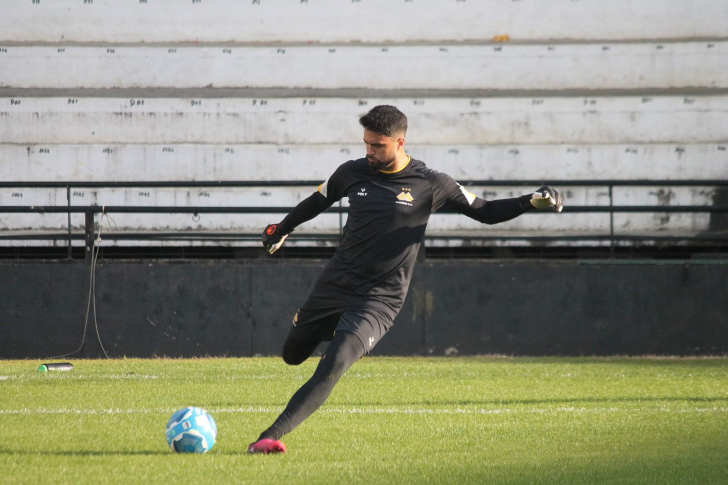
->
xmin=248 ymin=331 xmax=365 ymax=453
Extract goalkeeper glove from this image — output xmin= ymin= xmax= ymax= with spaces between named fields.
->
xmin=519 ymin=185 xmax=563 ymax=212
xmin=262 ymin=223 xmax=291 ymax=254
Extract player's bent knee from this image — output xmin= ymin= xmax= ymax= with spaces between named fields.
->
xmin=282 ymin=352 xmax=307 ymax=366
xmin=281 ymin=336 xmax=320 ymax=366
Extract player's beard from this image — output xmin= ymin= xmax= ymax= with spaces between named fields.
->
xmin=367 ymin=155 xmax=396 ymax=173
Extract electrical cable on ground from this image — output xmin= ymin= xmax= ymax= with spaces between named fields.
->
xmin=46 ymin=208 xmax=116 ymax=360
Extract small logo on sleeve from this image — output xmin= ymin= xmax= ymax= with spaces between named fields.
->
xmin=357 ymin=188 xmax=368 ymax=196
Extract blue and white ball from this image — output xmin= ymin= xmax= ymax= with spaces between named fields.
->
xmin=166 ymin=407 xmax=218 ymax=454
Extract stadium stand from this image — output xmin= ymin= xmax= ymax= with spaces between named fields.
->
xmin=1 ymin=0 xmax=726 ymax=256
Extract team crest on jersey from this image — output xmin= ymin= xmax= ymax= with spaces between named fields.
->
xmin=396 ymin=191 xmax=414 ymax=202
xmin=396 ymin=188 xmax=414 ymax=206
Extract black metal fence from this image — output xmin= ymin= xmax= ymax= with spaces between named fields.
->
xmin=2 ymin=180 xmax=727 ymax=261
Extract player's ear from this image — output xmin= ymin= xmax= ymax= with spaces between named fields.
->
xmin=397 ymin=136 xmax=406 ymax=150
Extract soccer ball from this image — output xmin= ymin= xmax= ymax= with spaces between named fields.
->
xmin=166 ymin=407 xmax=218 ymax=454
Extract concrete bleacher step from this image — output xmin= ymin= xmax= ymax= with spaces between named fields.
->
xmin=2 ymin=143 xmax=726 ymax=182
xmin=2 ymin=0 xmax=725 ymax=43
xmin=2 ymin=95 xmax=727 ymax=145
xmin=1 ymin=42 xmax=726 ymax=90
xmin=1 ymin=183 xmax=720 ymax=239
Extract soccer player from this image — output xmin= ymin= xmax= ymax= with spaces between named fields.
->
xmin=248 ymin=105 xmax=563 ymax=454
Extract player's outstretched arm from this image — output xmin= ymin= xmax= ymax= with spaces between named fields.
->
xmin=433 ymin=171 xmax=564 ymax=225
xmin=262 ymin=192 xmax=333 ymax=254
xmin=459 ymin=185 xmax=564 ymax=225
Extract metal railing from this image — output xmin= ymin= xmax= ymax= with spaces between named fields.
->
xmin=1 ymin=180 xmax=727 ymax=261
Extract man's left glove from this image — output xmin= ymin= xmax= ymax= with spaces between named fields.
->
xmin=262 ymin=223 xmax=291 ymax=254
xmin=519 ymin=185 xmax=563 ymax=213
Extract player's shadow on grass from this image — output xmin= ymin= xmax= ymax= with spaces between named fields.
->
xmin=350 ymin=396 xmax=728 ymax=406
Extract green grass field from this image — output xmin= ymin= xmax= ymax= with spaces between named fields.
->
xmin=1 ymin=357 xmax=727 ymax=484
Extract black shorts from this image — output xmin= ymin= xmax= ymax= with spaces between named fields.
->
xmin=288 ymin=293 xmax=392 ymax=354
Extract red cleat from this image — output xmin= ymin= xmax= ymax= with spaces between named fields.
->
xmin=248 ymin=438 xmax=287 ymax=454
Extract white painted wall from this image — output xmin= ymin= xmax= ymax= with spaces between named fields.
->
xmin=2 ymin=96 xmax=727 ymax=145
xmin=3 ymin=42 xmax=725 ymax=90
xmin=1 ymin=0 xmax=725 ymax=43
xmin=2 ymin=144 xmax=726 ymax=182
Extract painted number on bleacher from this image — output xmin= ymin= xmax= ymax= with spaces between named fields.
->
xmin=302 ymin=100 xmax=316 ymax=106
xmin=138 ymin=192 xmax=150 ymax=197
xmin=68 ymin=99 xmax=78 ymax=104
xmin=39 ymin=148 xmax=50 ymax=154
xmin=470 ymin=100 xmax=481 ymax=107
xmin=73 ymin=192 xmax=85 ymax=197
xmin=199 ymin=192 xmax=210 ymax=198
xmin=102 ymin=148 xmax=115 ymax=154
xmin=191 ymin=100 xmax=201 ymax=106
xmin=107 ymin=49 xmax=115 ymax=54
xmin=58 ymin=49 xmax=65 ymax=53
xmin=252 ymin=0 xmax=260 ymax=4
xmin=278 ymin=148 xmax=289 ymax=154
xmin=277 ymin=49 xmax=286 ymax=54
xmin=162 ymin=147 xmax=174 ymax=153
xmin=32 ymin=0 xmax=40 ymax=4
xmin=583 ymin=99 xmax=597 ymax=106
xmin=642 ymin=97 xmax=652 ymax=104
xmin=683 ymin=98 xmax=695 ymax=105
xmin=192 ymin=0 xmax=201 ymax=3
xmin=413 ymin=100 xmax=425 ymax=106
xmin=448 ymin=149 xmax=459 ymax=155
xmin=10 ymin=99 xmax=21 ymax=105
xmin=0 ymin=48 xmax=7 ymax=53
xmin=225 ymin=148 xmax=235 ymax=154
xmin=169 ymin=49 xmax=177 ymax=54
xmin=84 ymin=0 xmax=94 ymax=4
xmin=11 ymin=193 xmax=23 ymax=198
xmin=223 ymin=49 xmax=231 ymax=54
xmin=532 ymin=99 xmax=544 ymax=105
xmin=252 ymin=100 xmax=268 ymax=105
xmin=130 ymin=99 xmax=145 ymax=106
xmin=139 ymin=0 xmax=147 ymax=3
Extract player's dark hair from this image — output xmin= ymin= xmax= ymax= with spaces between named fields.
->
xmin=359 ymin=105 xmax=408 ymax=137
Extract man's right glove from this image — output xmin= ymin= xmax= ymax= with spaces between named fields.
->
xmin=519 ymin=185 xmax=564 ymax=213
xmin=262 ymin=223 xmax=291 ymax=254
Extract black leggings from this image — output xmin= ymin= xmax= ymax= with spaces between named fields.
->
xmin=258 ymin=331 xmax=366 ymax=441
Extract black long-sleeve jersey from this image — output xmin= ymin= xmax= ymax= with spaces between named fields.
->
xmin=279 ymin=157 xmax=530 ymax=320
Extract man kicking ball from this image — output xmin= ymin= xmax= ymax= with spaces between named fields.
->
xmin=248 ymin=105 xmax=563 ymax=454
